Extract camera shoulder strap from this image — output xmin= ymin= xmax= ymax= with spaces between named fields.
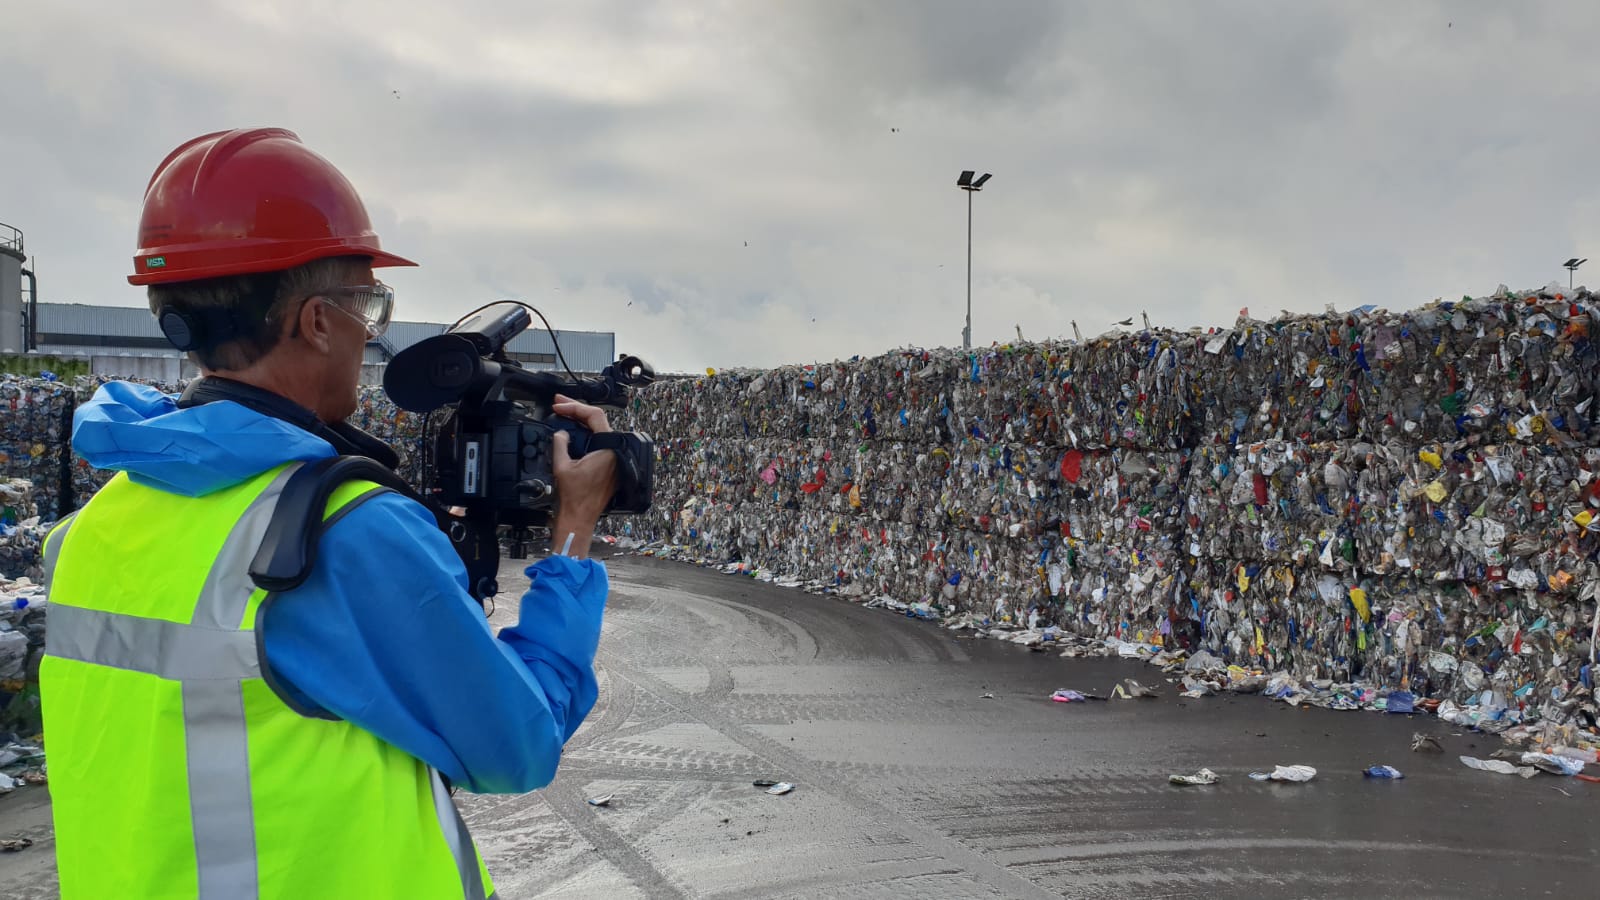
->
xmin=248 ymin=455 xmax=429 ymax=593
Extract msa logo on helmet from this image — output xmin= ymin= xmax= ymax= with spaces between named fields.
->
xmin=146 ymin=256 xmax=167 ymax=269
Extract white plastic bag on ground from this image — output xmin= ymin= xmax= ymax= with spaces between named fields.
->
xmin=1520 ymin=752 xmax=1584 ymax=776
xmin=1249 ymin=765 xmax=1317 ymax=782
xmin=1460 ymin=756 xmax=1537 ymax=779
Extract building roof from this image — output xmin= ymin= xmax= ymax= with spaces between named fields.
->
xmin=38 ymin=303 xmax=168 ymax=341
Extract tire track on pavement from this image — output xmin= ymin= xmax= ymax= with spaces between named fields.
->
xmin=599 ymin=653 xmax=1063 ymax=900
xmin=537 ymin=778 xmax=691 ymax=899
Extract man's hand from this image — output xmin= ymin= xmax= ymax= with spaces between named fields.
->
xmin=550 ymin=394 xmax=618 ymax=559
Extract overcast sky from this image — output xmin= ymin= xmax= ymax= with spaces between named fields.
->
xmin=5 ymin=1 xmax=1599 ymax=373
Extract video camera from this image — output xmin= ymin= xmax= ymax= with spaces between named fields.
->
xmin=383 ymin=301 xmax=656 ymax=601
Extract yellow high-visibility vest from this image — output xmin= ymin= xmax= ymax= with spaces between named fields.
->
xmin=41 ymin=463 xmax=496 ymax=898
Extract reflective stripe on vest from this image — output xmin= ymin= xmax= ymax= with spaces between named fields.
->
xmin=41 ymin=511 xmax=76 ymax=588
xmin=42 ymin=464 xmax=491 ymax=900
xmin=432 ymin=770 xmax=490 ymax=900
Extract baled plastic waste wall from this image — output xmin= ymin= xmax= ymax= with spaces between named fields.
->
xmin=607 ymin=287 xmax=1600 ymax=726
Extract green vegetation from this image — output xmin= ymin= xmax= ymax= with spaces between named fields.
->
xmin=0 ymin=354 xmax=90 ymax=378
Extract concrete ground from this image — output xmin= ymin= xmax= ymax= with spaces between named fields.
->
xmin=2 ymin=551 xmax=1597 ymax=898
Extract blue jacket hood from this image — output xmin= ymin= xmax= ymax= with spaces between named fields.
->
xmin=72 ymin=381 xmax=337 ymax=497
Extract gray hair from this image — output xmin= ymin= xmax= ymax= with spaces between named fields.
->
xmin=146 ymin=256 xmax=370 ymax=371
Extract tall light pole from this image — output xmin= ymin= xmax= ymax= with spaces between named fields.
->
xmin=957 ymin=170 xmax=992 ymax=350
xmin=1565 ymin=257 xmax=1587 ymax=291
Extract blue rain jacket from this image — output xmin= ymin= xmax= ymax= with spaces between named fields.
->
xmin=71 ymin=380 xmax=607 ymax=793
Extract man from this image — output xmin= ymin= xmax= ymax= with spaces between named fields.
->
xmin=39 ymin=127 xmax=617 ymax=899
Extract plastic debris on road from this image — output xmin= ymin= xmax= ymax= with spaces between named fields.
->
xmin=586 ymin=793 xmax=615 ymax=807
xmin=1411 ymin=733 xmax=1443 ymax=753
xmin=1249 ymin=765 xmax=1317 ymax=783
xmin=1363 ymin=765 xmax=1404 ymax=779
xmin=1383 ymin=692 xmax=1415 ymax=715
xmin=1113 ymin=678 xmax=1159 ymax=699
xmin=1519 ymin=752 xmax=1584 ymax=776
xmin=764 ymin=782 xmax=795 ymax=795
xmin=0 ymin=740 xmax=47 ymax=794
xmin=1052 ymin=689 xmax=1106 ymax=703
xmin=1169 ymin=768 xmax=1220 ymax=785
xmin=1460 ymin=756 xmax=1538 ymax=779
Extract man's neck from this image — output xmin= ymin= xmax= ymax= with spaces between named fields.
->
xmin=200 ymin=365 xmax=326 ymax=422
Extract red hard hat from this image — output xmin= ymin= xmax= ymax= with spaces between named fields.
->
xmin=129 ymin=127 xmax=416 ymax=285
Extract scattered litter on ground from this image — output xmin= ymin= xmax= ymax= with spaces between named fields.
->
xmin=1249 ymin=765 xmax=1317 ymax=783
xmin=1 ymin=838 xmax=33 ymax=852
xmin=1169 ymin=769 xmax=1219 ymax=786
xmin=1520 ymin=753 xmax=1585 ymax=776
xmin=1460 ymin=756 xmax=1538 ymax=779
xmin=586 ymin=793 xmax=615 ymax=807
xmin=1113 ymin=679 xmax=1159 ymax=699
xmin=1411 ymin=733 xmax=1443 ymax=753
xmin=1384 ymin=692 xmax=1415 ymax=715
xmin=1051 ymin=689 xmax=1105 ymax=703
xmin=764 ymin=782 xmax=795 ymax=796
xmin=1363 ymin=765 xmax=1404 ymax=779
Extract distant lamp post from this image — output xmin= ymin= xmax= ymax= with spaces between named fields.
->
xmin=957 ymin=170 xmax=992 ymax=351
xmin=1564 ymin=257 xmax=1587 ymax=291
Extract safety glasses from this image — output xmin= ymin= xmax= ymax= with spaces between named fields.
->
xmin=317 ymin=282 xmax=394 ymax=339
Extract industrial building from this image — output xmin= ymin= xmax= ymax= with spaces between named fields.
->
xmin=2 ymin=221 xmax=616 ymax=383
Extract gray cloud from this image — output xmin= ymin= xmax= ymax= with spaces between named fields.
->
xmin=5 ymin=1 xmax=1600 ymax=373
xmin=734 ymin=0 xmax=1072 ymax=111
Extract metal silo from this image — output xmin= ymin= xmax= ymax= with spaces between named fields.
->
xmin=0 ymin=223 xmax=24 ymax=352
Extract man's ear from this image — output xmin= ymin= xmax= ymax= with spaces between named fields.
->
xmin=294 ymin=296 xmax=335 ymax=353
